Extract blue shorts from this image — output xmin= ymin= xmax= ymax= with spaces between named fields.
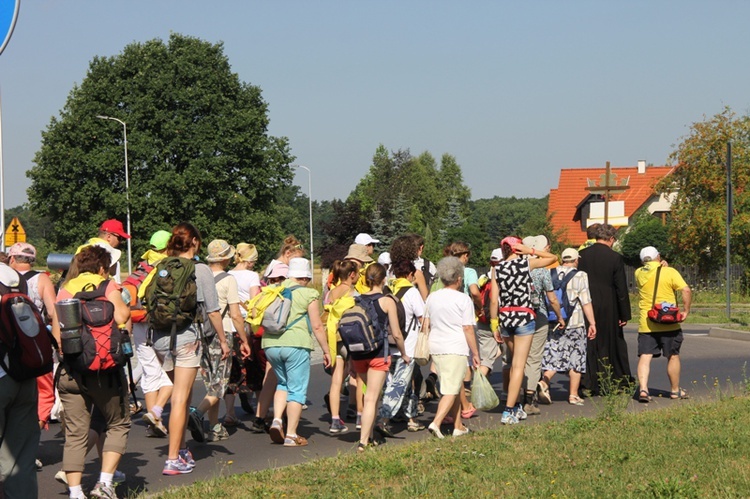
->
xmin=264 ymin=347 xmax=311 ymax=405
xmin=501 ymin=320 xmax=536 ymax=338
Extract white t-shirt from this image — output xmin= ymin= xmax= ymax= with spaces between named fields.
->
xmin=213 ymin=271 xmax=241 ymax=333
xmin=400 ymin=287 xmax=425 ymax=357
xmin=426 ymin=288 xmax=475 ymax=356
xmin=229 ymin=269 xmax=260 ymax=316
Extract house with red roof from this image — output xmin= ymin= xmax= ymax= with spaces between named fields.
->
xmin=548 ymin=161 xmax=674 ymax=246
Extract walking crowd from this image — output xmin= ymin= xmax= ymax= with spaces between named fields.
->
xmin=0 ymin=219 xmax=693 ymax=498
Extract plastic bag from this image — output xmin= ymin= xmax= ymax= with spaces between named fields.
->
xmin=471 ymin=370 xmax=499 ymax=411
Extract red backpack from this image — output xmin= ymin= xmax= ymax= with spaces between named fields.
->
xmin=0 ymin=277 xmax=54 ymax=381
xmin=122 ymin=260 xmax=154 ymax=323
xmin=66 ymin=281 xmax=126 ymax=373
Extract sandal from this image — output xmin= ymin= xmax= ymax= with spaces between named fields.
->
xmin=537 ymin=380 xmax=552 ymax=405
xmin=568 ymin=395 xmax=585 ymax=406
xmin=638 ymin=390 xmax=652 ymax=403
xmin=283 ymin=434 xmax=308 ymax=447
xmin=407 ymin=421 xmax=425 ymax=432
xmin=670 ymin=388 xmax=689 ymax=400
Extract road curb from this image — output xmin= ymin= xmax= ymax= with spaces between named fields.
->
xmin=708 ymin=327 xmax=750 ymax=342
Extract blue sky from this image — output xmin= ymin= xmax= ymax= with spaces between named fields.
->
xmin=1 ymin=1 xmax=749 ymax=209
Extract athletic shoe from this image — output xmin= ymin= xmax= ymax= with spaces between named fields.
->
xmin=143 ymin=412 xmax=168 ymax=438
xmin=35 ymin=458 xmax=42 ymax=471
xmin=249 ymin=417 xmax=267 ymax=434
xmin=523 ymin=392 xmax=541 ymax=416
xmin=355 ymin=415 xmax=362 ymax=430
xmin=162 ymin=459 xmax=193 ymax=475
xmin=269 ymin=419 xmax=285 ymax=444
xmin=501 ymin=410 xmax=519 ymax=425
xmin=207 ymin=424 xmax=229 ymax=442
xmin=178 ymin=448 xmax=195 ymax=468
xmin=514 ymin=404 xmax=528 ymax=421
xmin=90 ymin=481 xmax=116 ymax=498
xmin=54 ymin=469 xmax=68 ymax=486
xmin=187 ymin=407 xmax=205 ymax=443
xmin=329 ymin=419 xmax=349 ymax=434
xmin=112 ymin=470 xmax=126 ymax=485
xmin=452 ymin=426 xmax=470 ymax=437
xmin=427 ymin=422 xmax=445 ymax=439
xmin=375 ymin=422 xmax=395 ymax=438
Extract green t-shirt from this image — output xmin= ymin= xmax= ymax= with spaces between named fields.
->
xmin=261 ymin=280 xmax=320 ymax=350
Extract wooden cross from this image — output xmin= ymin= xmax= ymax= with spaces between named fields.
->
xmin=585 ymin=161 xmax=630 ymax=225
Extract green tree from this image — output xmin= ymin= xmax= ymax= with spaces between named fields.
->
xmin=659 ymin=107 xmax=750 ymax=270
xmin=618 ymin=209 xmax=672 ymax=267
xmin=27 ymin=34 xmax=294 ymax=258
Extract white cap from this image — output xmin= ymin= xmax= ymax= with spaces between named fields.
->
xmin=354 ymin=233 xmax=380 ymax=245
xmin=287 ymin=257 xmax=313 ymax=279
xmin=640 ymin=246 xmax=659 ymax=262
xmin=377 ymin=252 xmax=391 ymax=265
xmin=561 ymin=248 xmax=580 ymax=262
xmin=490 ymin=248 xmax=504 ymax=262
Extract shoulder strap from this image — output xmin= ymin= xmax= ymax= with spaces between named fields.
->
xmin=20 ymin=270 xmax=39 ymax=283
xmin=214 ymin=271 xmax=230 ymax=284
xmin=395 ymin=286 xmax=410 ymax=300
xmin=651 ymin=266 xmax=663 ymax=308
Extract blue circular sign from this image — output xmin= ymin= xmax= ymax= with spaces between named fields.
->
xmin=0 ymin=0 xmax=20 ymax=57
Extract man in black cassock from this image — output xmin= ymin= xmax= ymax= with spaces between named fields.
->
xmin=577 ymin=223 xmax=633 ymax=394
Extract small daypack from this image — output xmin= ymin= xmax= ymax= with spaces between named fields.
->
xmin=245 ymin=284 xmax=303 ymax=335
xmin=546 ymin=268 xmax=579 ymax=323
xmin=477 ymin=277 xmax=493 ymax=325
xmin=67 ymin=281 xmax=127 ymax=373
xmin=0 ymin=277 xmax=54 ymax=381
xmin=338 ymin=293 xmax=387 ymax=359
xmin=145 ymin=256 xmax=199 ymax=332
xmin=122 ymin=260 xmax=155 ymax=323
xmin=422 ymin=258 xmax=435 ymax=289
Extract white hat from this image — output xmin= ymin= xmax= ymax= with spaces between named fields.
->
xmin=640 ymin=246 xmax=659 ymax=262
xmin=522 ymin=235 xmax=549 ymax=251
xmin=561 ymin=248 xmax=580 ymax=262
xmin=377 ymin=252 xmax=391 ymax=265
xmin=490 ymin=248 xmax=504 ymax=263
xmin=288 ymin=257 xmax=313 ymax=279
xmin=354 ymin=233 xmax=380 ymax=245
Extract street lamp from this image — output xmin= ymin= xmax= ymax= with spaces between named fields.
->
xmin=293 ymin=165 xmax=314 ymax=283
xmin=96 ymin=115 xmax=132 ymax=275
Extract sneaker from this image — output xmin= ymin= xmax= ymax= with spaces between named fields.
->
xmin=427 ymin=422 xmax=444 ymax=439
xmin=269 ymin=419 xmax=285 ymax=444
xmin=375 ymin=422 xmax=395 ymax=438
xmin=90 ymin=481 xmax=116 ymax=498
xmin=501 ymin=410 xmax=519 ymax=425
xmin=187 ymin=407 xmax=205 ymax=443
xmin=54 ymin=469 xmax=68 ymax=486
xmin=514 ymin=404 xmax=528 ymax=421
xmin=113 ymin=470 xmax=126 ymax=485
xmin=143 ymin=412 xmax=168 ymax=437
xmin=163 ymin=458 xmax=193 ymax=475
xmin=452 ymin=426 xmax=470 ymax=437
xmin=329 ymin=419 xmax=349 ymax=434
xmin=355 ymin=414 xmax=362 ymax=430
xmin=416 ymin=402 xmax=425 ymax=416
xmin=207 ymin=423 xmax=229 ymax=442
xmin=35 ymin=458 xmax=42 ymax=471
xmin=523 ymin=392 xmax=541 ymax=416
xmin=179 ymin=448 xmax=195 ymax=468
xmin=250 ymin=417 xmax=267 ymax=434
xmin=283 ymin=434 xmax=308 ymax=447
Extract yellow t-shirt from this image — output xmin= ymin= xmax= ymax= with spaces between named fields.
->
xmin=635 ymin=261 xmax=688 ymax=333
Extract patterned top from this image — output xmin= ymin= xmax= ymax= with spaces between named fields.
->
xmin=555 ymin=266 xmax=592 ymax=329
xmin=494 ymin=258 xmax=534 ymax=328
xmin=529 ymin=267 xmax=553 ymax=318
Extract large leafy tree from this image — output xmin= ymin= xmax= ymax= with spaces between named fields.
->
xmin=28 ymin=34 xmax=294 ymax=257
xmin=659 ymin=107 xmax=750 ymax=270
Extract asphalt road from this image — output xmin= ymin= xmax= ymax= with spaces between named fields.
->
xmin=36 ymin=324 xmax=750 ymax=497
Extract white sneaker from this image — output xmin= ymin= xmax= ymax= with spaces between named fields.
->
xmin=55 ymin=469 xmax=68 ymax=486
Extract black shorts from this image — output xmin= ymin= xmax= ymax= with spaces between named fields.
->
xmin=637 ymin=330 xmax=683 ymax=358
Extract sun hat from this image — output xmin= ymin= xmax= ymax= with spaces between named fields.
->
xmin=8 ymin=242 xmax=36 ymax=259
xmin=206 ymin=239 xmax=236 ymax=262
xmin=345 ymin=244 xmax=373 ymax=263
xmin=561 ymin=248 xmax=581 ymax=262
xmin=354 ymin=233 xmax=380 ymax=246
xmin=288 ymin=257 xmax=313 ymax=279
xmin=640 ymin=246 xmax=659 ymax=262
xmin=267 ymin=263 xmax=289 ymax=279
xmin=149 ymin=230 xmax=171 ymax=251
xmin=100 ymin=219 xmax=131 ymax=239
xmin=522 ymin=235 xmax=549 ymax=252
xmin=236 ymin=243 xmax=259 ymax=263
xmin=377 ymin=252 xmax=391 ymax=266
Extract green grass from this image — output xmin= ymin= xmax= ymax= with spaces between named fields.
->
xmin=150 ymin=396 xmax=750 ymax=498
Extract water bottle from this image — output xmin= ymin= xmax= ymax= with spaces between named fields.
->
xmin=55 ymin=299 xmax=83 ymax=355
xmin=119 ymin=327 xmax=133 ymax=357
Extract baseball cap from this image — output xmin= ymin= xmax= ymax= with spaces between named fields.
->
xmin=288 ymin=257 xmax=313 ymax=279
xmin=206 ymin=239 xmax=236 ymax=262
xmin=149 ymin=230 xmax=171 ymax=251
xmin=640 ymin=246 xmax=659 ymax=262
xmin=100 ymin=219 xmax=131 ymax=239
xmin=345 ymin=244 xmax=374 ymax=263
xmin=8 ymin=242 xmax=36 ymax=259
xmin=377 ymin=251 xmax=392 ymax=266
xmin=490 ymin=248 xmax=504 ymax=263
xmin=267 ymin=263 xmax=289 ymax=279
xmin=561 ymin=248 xmax=580 ymax=262
xmin=354 ymin=233 xmax=380 ymax=246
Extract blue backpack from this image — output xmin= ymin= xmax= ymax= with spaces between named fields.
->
xmin=546 ymin=268 xmax=579 ymax=323
xmin=338 ymin=293 xmax=387 ymax=359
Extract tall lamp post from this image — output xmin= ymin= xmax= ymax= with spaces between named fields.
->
xmin=96 ymin=115 xmax=132 ymax=275
xmin=293 ymin=165 xmax=314 ymax=282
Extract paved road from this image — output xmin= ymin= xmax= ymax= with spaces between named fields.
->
xmin=36 ymin=325 xmax=750 ymax=497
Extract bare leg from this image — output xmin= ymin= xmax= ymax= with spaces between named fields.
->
xmin=255 ymin=363 xmax=277 ymax=420
xmin=569 ymin=370 xmax=581 ymax=398
xmin=284 ymin=401 xmax=303 ymax=437
xmin=666 ymin=354 xmax=681 ymax=393
xmin=431 ymin=394 xmax=457 ymax=428
xmin=506 ymin=335 xmax=533 ymax=408
xmin=359 ymin=369 xmax=388 ymax=445
xmin=329 ymin=358 xmax=346 ymax=419
xmin=637 ymin=354 xmax=653 ymax=393
xmin=167 ymin=366 xmax=198 ymax=460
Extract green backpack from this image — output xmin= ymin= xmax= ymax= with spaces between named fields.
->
xmin=145 ymin=257 xmax=200 ymax=350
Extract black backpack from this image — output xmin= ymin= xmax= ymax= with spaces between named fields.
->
xmin=384 ymin=288 xmax=406 ymax=345
xmin=422 ymin=258 xmax=435 ymax=289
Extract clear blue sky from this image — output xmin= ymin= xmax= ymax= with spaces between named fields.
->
xmin=1 ymin=1 xmax=749 ymax=209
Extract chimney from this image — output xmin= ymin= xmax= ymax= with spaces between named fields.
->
xmin=637 ymin=160 xmax=646 ymax=174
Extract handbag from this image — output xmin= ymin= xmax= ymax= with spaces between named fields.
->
xmin=414 ymin=311 xmax=431 ymax=366
xmin=646 ymin=267 xmax=681 ymax=324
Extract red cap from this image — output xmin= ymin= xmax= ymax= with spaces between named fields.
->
xmin=100 ymin=219 xmax=130 ymax=239
xmin=500 ymin=236 xmax=523 ymax=248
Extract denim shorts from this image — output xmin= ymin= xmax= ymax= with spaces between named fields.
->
xmin=501 ymin=320 xmax=536 ymax=338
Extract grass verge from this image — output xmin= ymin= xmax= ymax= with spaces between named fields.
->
xmin=151 ymin=396 xmax=750 ymax=498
